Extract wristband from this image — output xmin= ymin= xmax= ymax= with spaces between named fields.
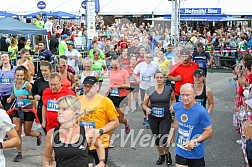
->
xmin=26 ymin=95 xmax=29 ymax=99
xmin=99 ymin=159 xmax=106 ymax=163
xmin=0 ymin=142 xmax=3 ymax=149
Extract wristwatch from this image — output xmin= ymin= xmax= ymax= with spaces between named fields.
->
xmin=193 ymin=139 xmax=199 ymax=146
xmin=99 ymin=129 xmax=104 ymax=135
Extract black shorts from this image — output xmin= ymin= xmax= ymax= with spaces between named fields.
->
xmin=175 ymin=154 xmax=206 ymax=167
xmin=13 ymin=110 xmax=35 ymax=121
xmin=88 ymin=148 xmax=109 ymax=165
xmin=130 ymin=84 xmax=139 ymax=93
xmin=108 ymin=95 xmax=128 ymax=108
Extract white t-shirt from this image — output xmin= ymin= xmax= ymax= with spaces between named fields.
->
xmin=65 ymin=49 xmax=82 ymax=72
xmin=44 ymin=21 xmax=53 ymax=33
xmin=0 ymin=109 xmax=15 ymax=167
xmin=133 ymin=61 xmax=161 ymax=90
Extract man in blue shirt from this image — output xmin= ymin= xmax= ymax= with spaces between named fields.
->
xmin=173 ymin=83 xmax=212 ymax=167
xmin=192 ymin=42 xmax=213 ymax=77
xmin=165 ymin=44 xmax=176 ymax=60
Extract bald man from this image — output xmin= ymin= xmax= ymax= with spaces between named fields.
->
xmin=173 ymin=83 xmax=212 ymax=167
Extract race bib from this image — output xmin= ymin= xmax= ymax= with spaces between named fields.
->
xmin=152 ymin=107 xmax=165 ymax=117
xmin=80 ymin=121 xmax=96 ymax=129
xmin=16 ymin=99 xmax=24 ymax=107
xmin=110 ymin=88 xmax=120 ymax=96
xmin=0 ymin=76 xmax=11 ymax=84
xmin=142 ymin=75 xmax=151 ymax=82
xmin=196 ymin=60 xmax=206 ymax=68
xmin=195 ymin=99 xmax=204 ymax=106
xmin=47 ymin=100 xmax=59 ymax=112
xmin=177 ymin=128 xmax=190 ymax=150
xmin=129 ymin=76 xmax=136 ymax=83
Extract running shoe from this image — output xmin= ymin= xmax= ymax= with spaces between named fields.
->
xmin=236 ymin=139 xmax=242 ymax=144
xmin=125 ymin=121 xmax=131 ymax=134
xmin=145 ymin=119 xmax=150 ymax=129
xmin=235 ymin=128 xmax=241 ymax=134
xmin=143 ymin=117 xmax=147 ymax=125
xmin=109 ymin=140 xmax=114 ymax=148
xmin=14 ymin=154 xmax=22 ymax=162
xmin=37 ymin=131 xmax=42 ymax=146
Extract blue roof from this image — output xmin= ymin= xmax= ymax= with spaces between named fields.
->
xmin=0 ymin=11 xmax=18 ymax=19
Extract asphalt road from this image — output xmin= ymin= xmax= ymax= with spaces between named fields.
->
xmin=4 ymin=72 xmax=245 ymax=167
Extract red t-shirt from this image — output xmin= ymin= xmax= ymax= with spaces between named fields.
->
xmin=121 ymin=57 xmax=130 ymax=68
xmin=124 ymin=65 xmax=139 ymax=85
xmin=247 ymin=74 xmax=252 ymax=84
xmin=169 ymin=62 xmax=199 ymax=96
xmin=109 ymin=68 xmax=129 ymax=97
xmin=42 ymin=87 xmax=75 ymax=132
xmin=117 ymin=40 xmax=127 ymax=49
xmin=137 ymin=56 xmax=145 ymax=64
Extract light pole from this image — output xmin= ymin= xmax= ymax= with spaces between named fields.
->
xmin=169 ymin=0 xmax=181 ymax=47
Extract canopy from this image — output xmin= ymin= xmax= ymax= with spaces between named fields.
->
xmin=0 ymin=11 xmax=18 ymax=19
xmin=49 ymin=11 xmax=80 ymax=19
xmin=145 ymin=15 xmax=248 ymax=22
xmin=0 ymin=17 xmax=47 ymax=35
xmin=24 ymin=11 xmax=52 ymax=18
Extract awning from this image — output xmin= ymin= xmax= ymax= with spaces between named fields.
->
xmin=0 ymin=11 xmax=18 ymax=19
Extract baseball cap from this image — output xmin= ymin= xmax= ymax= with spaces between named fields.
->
xmin=83 ymin=76 xmax=98 ymax=85
xmin=194 ymin=69 xmax=204 ymax=76
xmin=66 ymin=40 xmax=74 ymax=45
xmin=62 ymin=34 xmax=69 ymax=39
xmin=180 ymin=49 xmax=191 ymax=55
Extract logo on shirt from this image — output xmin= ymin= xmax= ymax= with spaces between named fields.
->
xmin=181 ymin=114 xmax=188 ymax=123
xmin=80 ymin=108 xmax=96 ymax=121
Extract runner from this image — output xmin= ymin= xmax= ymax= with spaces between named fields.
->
xmin=108 ymin=57 xmax=131 ymax=134
xmin=156 ymin=48 xmax=170 ymax=86
xmin=80 ymin=58 xmax=99 ymax=95
xmin=0 ymin=52 xmax=16 ymax=110
xmin=57 ymin=59 xmax=76 ymax=90
xmin=32 ymin=62 xmax=53 ymax=133
xmin=142 ymin=71 xmax=176 ymax=166
xmin=168 ymin=48 xmax=199 ymax=101
xmin=42 ymin=72 xmax=75 ymax=133
xmin=124 ymin=55 xmax=140 ymax=113
xmin=132 ymin=52 xmax=161 ymax=128
xmin=0 ymin=108 xmax=20 ymax=166
xmin=192 ymin=42 xmax=212 ymax=76
xmin=6 ymin=66 xmax=42 ymax=162
xmin=64 ymin=40 xmax=82 ymax=74
xmin=8 ymin=38 xmax=18 ymax=66
xmin=173 ymin=83 xmax=212 ymax=167
xmin=78 ymin=76 xmax=119 ymax=166
xmin=193 ymin=69 xmax=214 ymax=114
xmin=91 ymin=49 xmax=107 ymax=90
xmin=43 ymin=95 xmax=106 ymax=167
xmin=17 ymin=48 xmax=35 ymax=83
xmin=120 ymin=48 xmax=130 ymax=68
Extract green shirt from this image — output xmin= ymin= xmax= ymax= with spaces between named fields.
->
xmin=34 ymin=20 xmax=44 ymax=28
xmin=91 ymin=59 xmax=106 ymax=81
xmin=89 ymin=49 xmax=105 ymax=59
xmin=58 ymin=41 xmax=67 ymax=55
xmin=8 ymin=45 xmax=18 ymax=60
xmin=24 ymin=45 xmax=34 ymax=61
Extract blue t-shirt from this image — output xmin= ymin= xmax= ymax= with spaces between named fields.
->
xmin=192 ymin=51 xmax=210 ymax=69
xmin=165 ymin=51 xmax=176 ymax=60
xmin=174 ymin=102 xmax=211 ymax=159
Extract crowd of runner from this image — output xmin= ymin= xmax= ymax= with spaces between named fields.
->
xmin=0 ymin=14 xmax=252 ymax=166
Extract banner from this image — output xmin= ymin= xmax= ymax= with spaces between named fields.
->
xmin=86 ymin=1 xmax=96 ymax=40
xmin=180 ymin=8 xmax=221 ymax=15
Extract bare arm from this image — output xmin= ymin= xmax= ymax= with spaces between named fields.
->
xmin=100 ymin=118 xmax=119 ymax=134
xmin=132 ymin=73 xmax=140 ymax=83
xmin=195 ymin=125 xmax=213 ymax=143
xmin=28 ymin=60 xmax=35 ymax=76
xmin=142 ymin=93 xmax=151 ymax=115
xmin=206 ymin=86 xmax=214 ymax=114
xmin=3 ymin=128 xmax=20 ymax=149
xmin=42 ymin=106 xmax=46 ymax=128
xmin=169 ymin=92 xmax=176 ymax=112
xmin=43 ymin=129 xmax=54 ymax=167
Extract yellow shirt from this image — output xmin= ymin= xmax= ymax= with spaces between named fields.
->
xmin=78 ymin=94 xmax=118 ymax=149
xmin=156 ymin=58 xmax=170 ymax=71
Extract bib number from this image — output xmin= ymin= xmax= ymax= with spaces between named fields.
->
xmin=110 ymin=88 xmax=120 ymax=96
xmin=151 ymin=107 xmax=165 ymax=117
xmin=47 ymin=100 xmax=59 ymax=112
xmin=195 ymin=99 xmax=204 ymax=106
xmin=129 ymin=76 xmax=136 ymax=83
xmin=80 ymin=121 xmax=96 ymax=129
xmin=142 ymin=76 xmax=151 ymax=82
xmin=16 ymin=99 xmax=24 ymax=107
xmin=0 ymin=76 xmax=11 ymax=84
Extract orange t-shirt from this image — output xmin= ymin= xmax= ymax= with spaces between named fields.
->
xmin=77 ymin=94 xmax=119 ymax=149
xmin=109 ymin=68 xmax=129 ymax=97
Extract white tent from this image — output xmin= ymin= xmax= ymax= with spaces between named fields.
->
xmin=1 ymin=0 xmax=252 ymax=16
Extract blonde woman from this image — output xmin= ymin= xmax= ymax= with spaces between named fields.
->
xmin=43 ymin=95 xmax=105 ymax=167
